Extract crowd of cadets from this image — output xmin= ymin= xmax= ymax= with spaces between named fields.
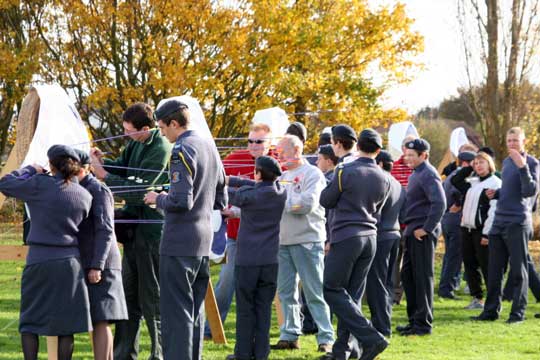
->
xmin=1 ymin=100 xmax=539 ymax=360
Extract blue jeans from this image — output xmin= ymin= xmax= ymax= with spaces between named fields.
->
xmin=277 ymin=242 xmax=334 ymax=345
xmin=204 ymin=238 xmax=237 ymax=338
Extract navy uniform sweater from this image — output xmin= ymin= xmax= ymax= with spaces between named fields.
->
xmin=228 ymin=178 xmax=287 ymax=266
xmin=0 ymin=166 xmax=92 ymax=265
xmin=156 ymin=130 xmax=228 ymax=256
xmin=403 ymin=161 xmax=446 ymax=237
xmin=78 ymin=174 xmax=121 ymax=270
xmin=377 ymin=172 xmax=406 ymax=241
xmin=492 ymin=154 xmax=539 ymax=229
xmin=320 ymin=157 xmax=390 ymax=243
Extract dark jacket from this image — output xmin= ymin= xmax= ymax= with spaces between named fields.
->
xmin=78 ymin=174 xmax=122 ymax=270
xmin=228 ymin=178 xmax=287 ymax=266
xmin=403 ymin=161 xmax=446 ymax=237
xmin=157 ymin=130 xmax=227 ymax=256
xmin=320 ymin=157 xmax=390 ymax=243
xmin=104 ymin=129 xmax=171 ymax=243
xmin=0 ymin=166 xmax=92 ymax=265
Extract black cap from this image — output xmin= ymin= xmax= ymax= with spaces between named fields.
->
xmin=359 ymin=128 xmax=383 ymax=148
xmin=318 ymin=132 xmax=331 ymax=146
xmin=256 ymin=156 xmax=282 ymax=176
xmin=405 ymin=138 xmax=430 ymax=153
xmin=479 ymin=146 xmax=495 ymax=159
xmin=458 ymin=151 xmax=476 ymax=162
xmin=376 ymin=150 xmax=393 ymax=164
xmin=331 ymin=124 xmax=357 ymax=142
xmin=73 ymin=149 xmax=91 ymax=165
xmin=286 ymin=122 xmax=307 ymax=144
xmin=154 ymin=100 xmax=189 ymax=120
xmin=47 ymin=144 xmax=80 ymax=162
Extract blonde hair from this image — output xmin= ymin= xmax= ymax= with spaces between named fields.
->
xmin=249 ymin=123 xmax=272 ymax=134
xmin=475 ymin=151 xmax=496 ymax=174
xmin=507 ymin=126 xmax=525 ymax=137
xmin=459 ymin=143 xmax=478 ymax=153
xmin=402 ymin=134 xmax=417 ymax=146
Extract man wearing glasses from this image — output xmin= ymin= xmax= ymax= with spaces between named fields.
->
xmin=204 ymin=123 xmax=275 ymax=339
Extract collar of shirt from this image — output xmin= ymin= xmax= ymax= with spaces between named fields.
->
xmin=175 ymin=130 xmax=194 ymax=143
xmin=354 ymin=157 xmax=376 ymax=165
xmin=80 ymin=173 xmax=95 ymax=187
xmin=414 ymin=161 xmax=427 ymax=172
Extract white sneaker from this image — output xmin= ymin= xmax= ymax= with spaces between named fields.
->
xmin=465 ymin=298 xmax=484 ymax=310
xmin=463 ymin=285 xmax=470 ymax=295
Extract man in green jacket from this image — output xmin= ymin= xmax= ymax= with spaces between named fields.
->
xmin=91 ymin=102 xmax=171 ymax=360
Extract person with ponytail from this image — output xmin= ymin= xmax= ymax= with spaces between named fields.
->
xmin=0 ymin=145 xmax=93 ymax=360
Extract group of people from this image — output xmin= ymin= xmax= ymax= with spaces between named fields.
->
xmin=1 ymin=98 xmax=539 ymax=360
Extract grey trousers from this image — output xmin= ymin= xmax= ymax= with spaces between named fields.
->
xmin=160 ymin=256 xmax=209 ymax=360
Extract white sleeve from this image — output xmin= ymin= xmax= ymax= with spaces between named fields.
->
xmin=482 ymin=199 xmax=497 ymax=236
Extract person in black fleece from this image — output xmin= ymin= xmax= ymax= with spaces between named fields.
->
xmin=224 ymin=156 xmax=287 ymax=360
xmin=473 ymin=127 xmax=539 ymax=323
xmin=0 ymin=145 xmax=92 ymax=360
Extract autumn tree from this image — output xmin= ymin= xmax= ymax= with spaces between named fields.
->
xmin=4 ymin=0 xmax=422 ymax=155
xmin=457 ymin=0 xmax=540 ymax=158
xmin=0 ymin=0 xmax=41 ymax=157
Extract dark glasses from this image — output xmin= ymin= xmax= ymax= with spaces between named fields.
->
xmin=248 ymin=139 xmax=266 ymax=144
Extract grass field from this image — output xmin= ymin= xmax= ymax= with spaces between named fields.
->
xmin=1 ymin=228 xmax=540 ymax=359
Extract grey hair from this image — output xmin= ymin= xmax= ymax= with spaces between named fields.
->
xmin=281 ymin=134 xmax=304 ymax=154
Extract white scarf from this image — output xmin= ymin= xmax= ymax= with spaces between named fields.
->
xmin=461 ymin=174 xmax=501 ymax=235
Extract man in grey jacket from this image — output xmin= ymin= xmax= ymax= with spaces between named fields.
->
xmin=271 ymin=135 xmax=334 ymax=353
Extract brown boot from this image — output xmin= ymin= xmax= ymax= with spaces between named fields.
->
xmin=317 ymin=344 xmax=333 ymax=353
xmin=270 ymin=340 xmax=300 ymax=350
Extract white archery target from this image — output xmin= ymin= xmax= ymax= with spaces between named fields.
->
xmin=156 ymin=96 xmax=213 ymax=140
xmin=388 ymin=121 xmax=419 ymax=159
xmin=252 ymin=107 xmax=290 ymax=145
xmin=450 ymin=127 xmax=469 ymax=157
xmin=23 ymin=84 xmax=90 ymax=168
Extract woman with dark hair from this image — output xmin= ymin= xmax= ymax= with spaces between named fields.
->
xmin=451 ymin=151 xmax=501 ymax=310
xmin=0 ymin=145 xmax=93 ymax=360
xmin=75 ymin=149 xmax=127 ymax=360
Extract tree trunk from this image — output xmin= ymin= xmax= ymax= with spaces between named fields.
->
xmin=485 ymin=0 xmax=501 ymax=157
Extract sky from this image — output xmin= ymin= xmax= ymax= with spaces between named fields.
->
xmin=379 ymin=0 xmax=465 ymax=113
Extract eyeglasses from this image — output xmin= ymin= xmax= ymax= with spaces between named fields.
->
xmin=248 ymin=139 xmax=266 ymax=144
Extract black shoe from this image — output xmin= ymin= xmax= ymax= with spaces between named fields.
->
xmin=396 ymin=324 xmax=412 ymax=333
xmin=359 ymin=339 xmax=389 ymax=360
xmin=319 ymin=353 xmax=336 ymax=360
xmin=399 ymin=328 xmax=431 ymax=336
xmin=506 ymin=317 xmax=524 ymax=324
xmin=439 ymin=292 xmax=459 ymax=300
xmin=470 ymin=313 xmax=498 ymax=321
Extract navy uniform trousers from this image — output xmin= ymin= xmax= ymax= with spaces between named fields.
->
xmin=160 ymin=256 xmax=209 ymax=360
xmin=234 ymin=264 xmax=278 ymax=360
xmin=401 ymin=233 xmax=437 ymax=334
xmin=438 ymin=214 xmax=463 ymax=297
xmin=483 ymin=223 xmax=530 ymax=320
xmin=366 ymin=234 xmax=400 ymax=336
xmin=323 ymin=235 xmax=386 ymax=359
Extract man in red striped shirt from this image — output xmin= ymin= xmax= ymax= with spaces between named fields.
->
xmin=204 ymin=123 xmax=274 ymax=339
xmin=390 ymin=134 xmax=417 ymax=188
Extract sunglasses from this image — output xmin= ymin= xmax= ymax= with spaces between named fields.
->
xmin=248 ymin=139 xmax=267 ymax=144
